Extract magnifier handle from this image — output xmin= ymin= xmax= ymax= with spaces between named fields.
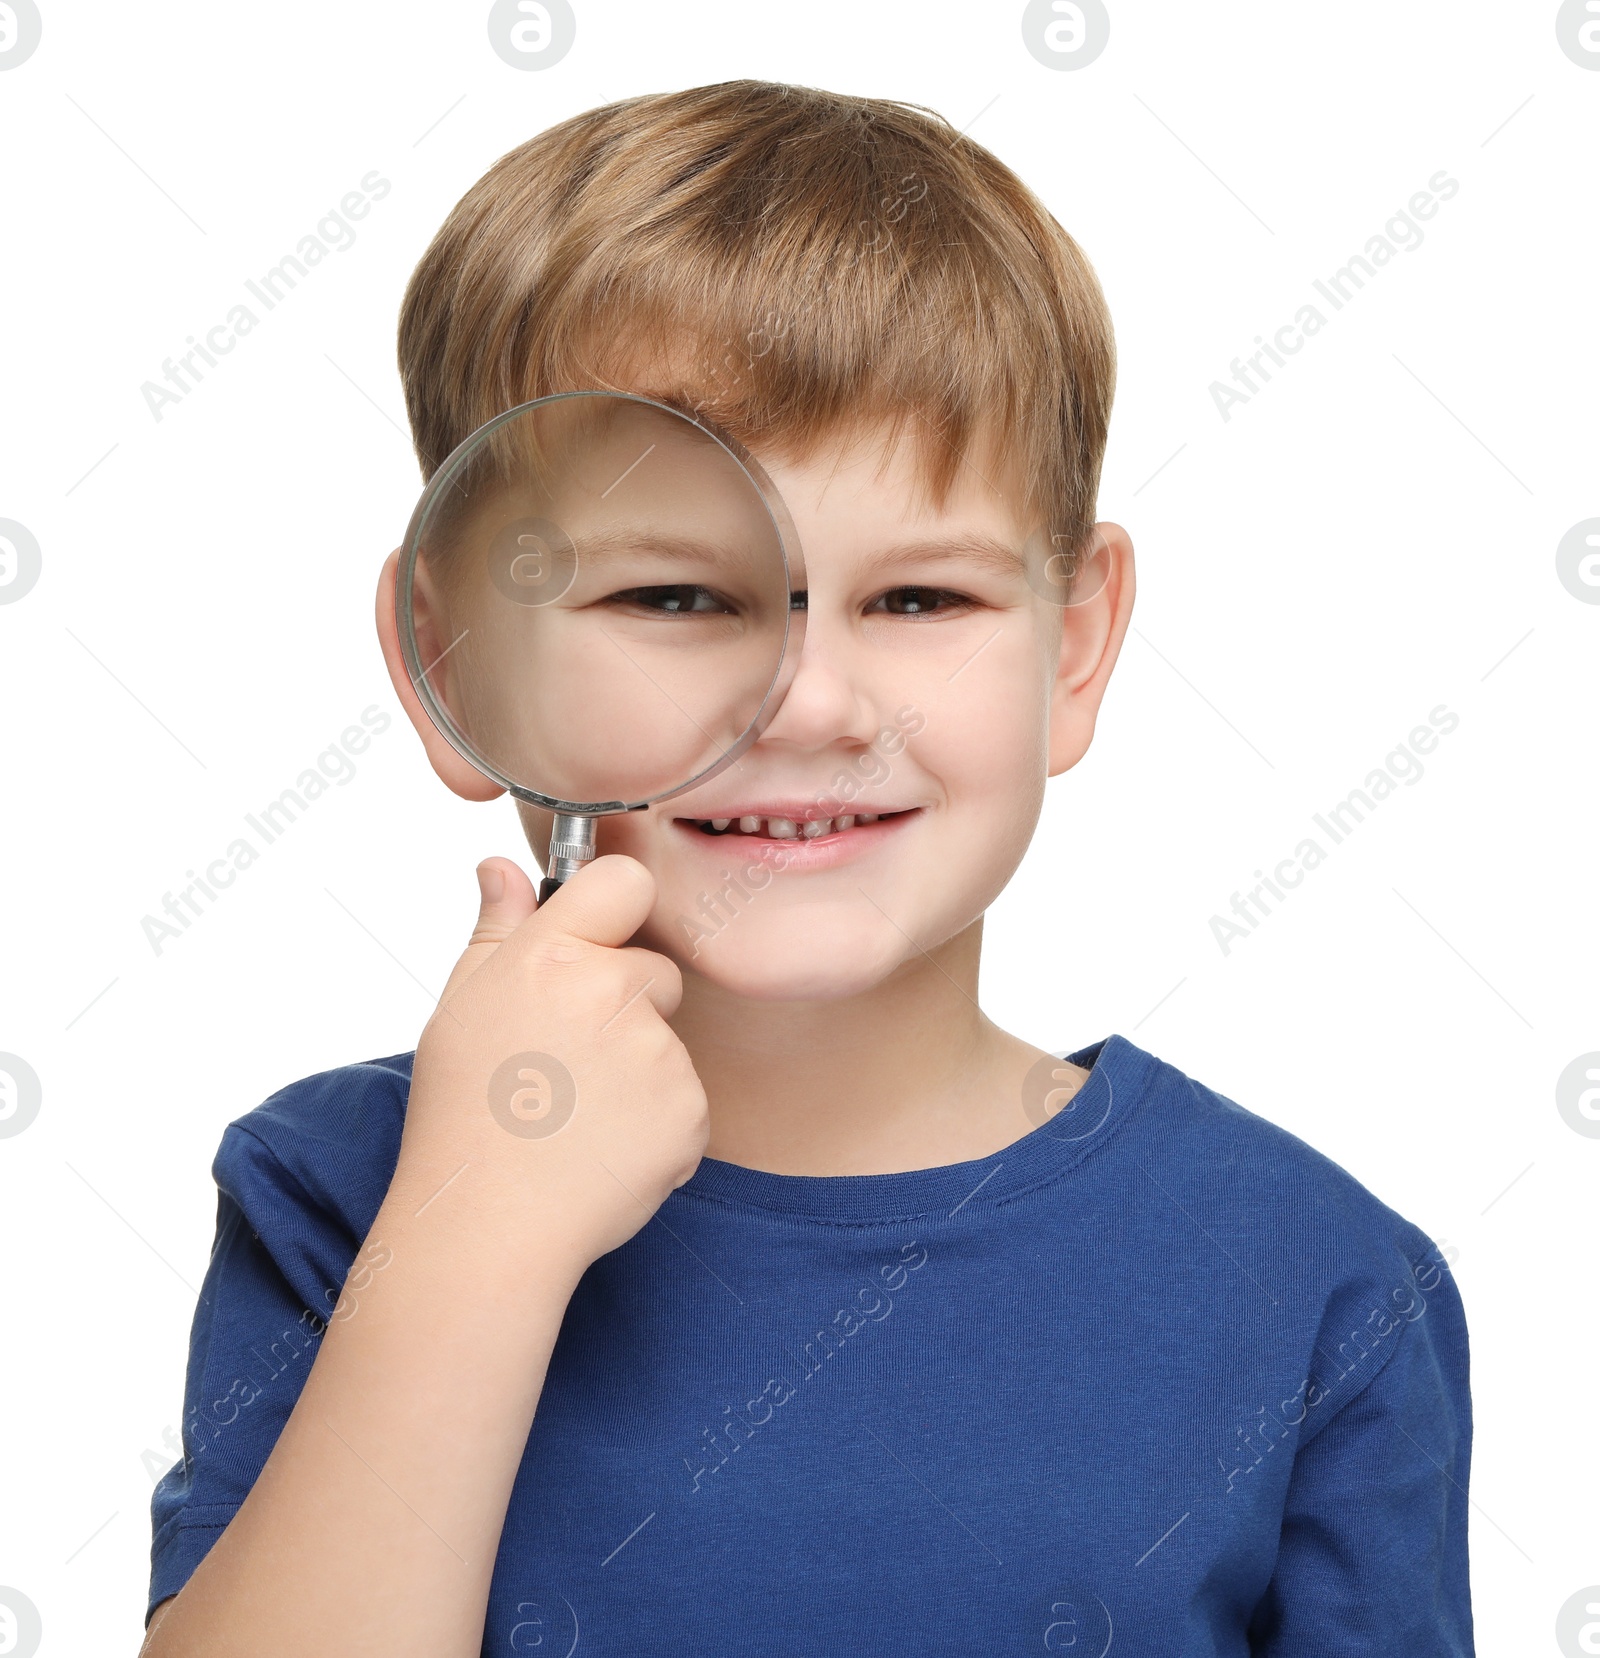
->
xmin=540 ymin=813 xmax=597 ymax=906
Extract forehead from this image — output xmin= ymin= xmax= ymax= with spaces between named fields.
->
xmin=750 ymin=417 xmax=1034 ymax=554
xmin=579 ymin=337 xmax=1039 ymax=551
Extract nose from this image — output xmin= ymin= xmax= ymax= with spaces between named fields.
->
xmin=756 ymin=592 xmax=886 ymax=752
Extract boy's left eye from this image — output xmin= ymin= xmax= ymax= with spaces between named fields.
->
xmin=605 ymin=584 xmax=735 ymax=615
xmin=867 ymin=586 xmax=974 ymax=616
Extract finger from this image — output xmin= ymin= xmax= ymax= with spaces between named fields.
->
xmin=517 ymin=854 xmax=659 ymax=957
xmin=438 ymin=858 xmax=539 ymax=1006
xmin=611 ymin=946 xmax=686 ymax=1021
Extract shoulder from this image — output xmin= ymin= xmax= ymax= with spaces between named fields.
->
xmin=1117 ymin=1037 xmax=1449 ymax=1290
xmin=1113 ymin=1038 xmax=1467 ymax=1422
xmin=212 ymin=1050 xmax=415 ymax=1245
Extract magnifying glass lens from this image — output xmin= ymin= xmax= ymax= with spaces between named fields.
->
xmin=399 ymin=393 xmax=798 ymax=812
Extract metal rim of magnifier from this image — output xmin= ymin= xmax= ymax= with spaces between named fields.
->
xmin=396 ymin=390 xmax=804 ymax=815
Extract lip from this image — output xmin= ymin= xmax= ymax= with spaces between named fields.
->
xmin=673 ymin=802 xmax=913 ymax=823
xmin=668 ymin=806 xmax=921 ymax=872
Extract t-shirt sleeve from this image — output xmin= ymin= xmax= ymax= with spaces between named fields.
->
xmin=1248 ymin=1242 xmax=1474 ymax=1655
xmin=145 ymin=1122 xmax=369 ymax=1624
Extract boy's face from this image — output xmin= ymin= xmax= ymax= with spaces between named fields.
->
xmin=383 ymin=419 xmax=1133 ymax=1002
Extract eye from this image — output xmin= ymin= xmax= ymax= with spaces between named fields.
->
xmin=606 ymin=584 xmax=735 ymax=615
xmin=866 ymin=585 xmax=975 ymax=616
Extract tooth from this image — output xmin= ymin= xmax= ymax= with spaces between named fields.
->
xmin=739 ymin=816 xmax=760 ymax=833
xmin=836 ymin=815 xmax=855 ymax=830
xmin=768 ymin=817 xmax=798 ymax=838
xmin=711 ymin=818 xmax=731 ymax=831
xmin=858 ymin=813 xmax=878 ymax=824
xmin=802 ymin=818 xmax=831 ymax=839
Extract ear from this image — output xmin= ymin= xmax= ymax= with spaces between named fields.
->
xmin=375 ymin=547 xmax=506 ymax=802
xmin=1047 ymin=521 xmax=1136 ymax=778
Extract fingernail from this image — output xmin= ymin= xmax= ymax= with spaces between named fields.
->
xmin=477 ymin=863 xmax=505 ymax=903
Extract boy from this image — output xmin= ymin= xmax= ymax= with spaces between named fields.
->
xmin=142 ymin=81 xmax=1472 ymax=1656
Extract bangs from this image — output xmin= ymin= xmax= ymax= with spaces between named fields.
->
xmin=400 ymin=81 xmax=1115 ymax=555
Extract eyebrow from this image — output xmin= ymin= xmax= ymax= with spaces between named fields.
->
xmin=558 ymin=526 xmax=1028 ymax=578
xmin=568 ymin=528 xmax=764 ymax=568
xmin=859 ymin=533 xmax=1026 ymax=579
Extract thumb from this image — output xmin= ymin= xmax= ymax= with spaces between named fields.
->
xmin=438 ymin=857 xmax=538 ymax=1006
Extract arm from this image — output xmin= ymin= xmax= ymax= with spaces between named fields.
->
xmin=1248 ymin=1246 xmax=1474 ymax=1656
xmin=142 ymin=855 xmax=709 ymax=1658
xmin=143 ymin=1190 xmax=587 ymax=1658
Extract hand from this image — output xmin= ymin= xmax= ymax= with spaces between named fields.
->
xmin=390 ymin=855 xmax=709 ymax=1277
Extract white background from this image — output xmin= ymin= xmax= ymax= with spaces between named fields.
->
xmin=1 ymin=3 xmax=1596 ymax=1653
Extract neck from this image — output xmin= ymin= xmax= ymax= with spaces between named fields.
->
xmin=670 ymin=917 xmax=1060 ymax=1176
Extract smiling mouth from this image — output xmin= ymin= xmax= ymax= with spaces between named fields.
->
xmin=678 ymin=809 xmax=918 ymax=841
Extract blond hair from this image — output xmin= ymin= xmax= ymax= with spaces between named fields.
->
xmin=398 ymin=79 xmax=1115 ymax=552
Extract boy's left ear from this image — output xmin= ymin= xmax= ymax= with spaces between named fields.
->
xmin=375 ymin=547 xmax=506 ymax=802
xmin=1047 ymin=521 xmax=1136 ymax=778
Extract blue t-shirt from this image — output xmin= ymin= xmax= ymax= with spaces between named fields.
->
xmin=148 ymin=1033 xmax=1473 ymax=1654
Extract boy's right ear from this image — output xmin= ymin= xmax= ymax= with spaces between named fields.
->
xmin=375 ymin=548 xmax=506 ymax=802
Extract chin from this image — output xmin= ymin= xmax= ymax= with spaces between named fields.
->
xmin=644 ymin=908 xmax=910 ymax=1002
xmin=690 ymin=957 xmax=887 ymax=1002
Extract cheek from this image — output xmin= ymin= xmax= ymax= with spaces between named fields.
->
xmin=594 ymin=811 xmax=652 ymax=860
xmin=916 ymin=637 xmax=1053 ymax=804
xmin=516 ymin=802 xmax=554 ymax=858
xmin=591 ymin=632 xmax=1054 ymax=985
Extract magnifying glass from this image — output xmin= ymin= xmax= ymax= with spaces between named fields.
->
xmin=396 ymin=391 xmax=804 ymax=901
